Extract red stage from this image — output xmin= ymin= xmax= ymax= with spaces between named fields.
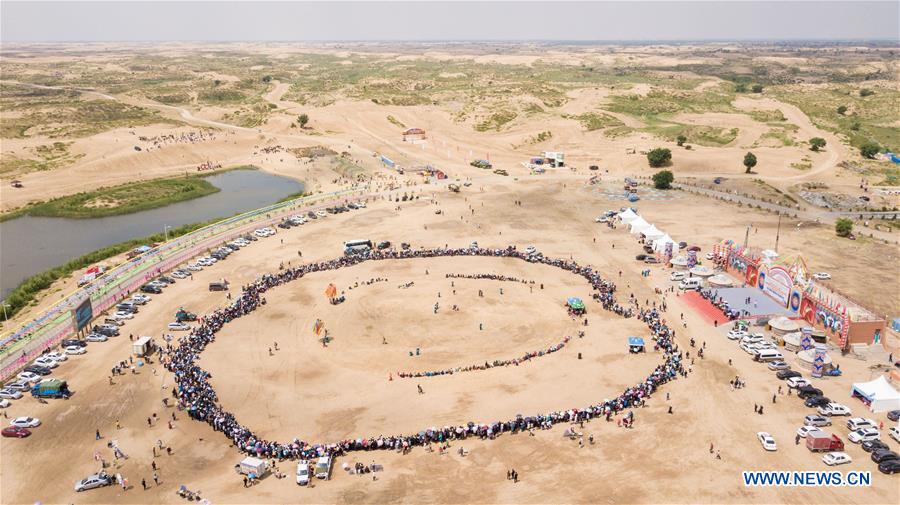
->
xmin=681 ymin=291 xmax=729 ymax=326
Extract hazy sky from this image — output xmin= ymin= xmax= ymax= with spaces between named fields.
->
xmin=2 ymin=1 xmax=898 ymax=42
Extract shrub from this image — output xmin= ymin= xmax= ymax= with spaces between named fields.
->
xmin=652 ymin=170 xmax=674 ymax=189
xmin=835 ymin=218 xmax=853 ymax=237
xmin=647 ymin=148 xmax=672 ymax=168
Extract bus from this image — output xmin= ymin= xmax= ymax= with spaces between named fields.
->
xmin=343 ymin=239 xmax=373 ymax=256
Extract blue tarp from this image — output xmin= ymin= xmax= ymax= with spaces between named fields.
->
xmin=628 ymin=336 xmax=645 ymax=347
xmin=892 ymin=318 xmax=900 ymax=332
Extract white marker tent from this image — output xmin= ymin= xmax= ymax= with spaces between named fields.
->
xmin=619 ymin=208 xmax=638 ymax=223
xmin=642 ymin=225 xmax=665 ymax=240
xmin=653 ymin=234 xmax=678 ymax=252
xmin=629 ymin=216 xmax=650 ymax=234
xmin=851 ymin=376 xmax=900 ymax=413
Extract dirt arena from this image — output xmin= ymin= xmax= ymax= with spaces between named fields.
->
xmin=1 ymin=180 xmax=897 ymax=504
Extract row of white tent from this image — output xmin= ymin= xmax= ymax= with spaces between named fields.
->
xmin=618 ymin=208 xmax=678 ymax=253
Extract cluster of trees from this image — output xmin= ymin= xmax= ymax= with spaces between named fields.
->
xmin=835 ymin=218 xmax=854 ymax=238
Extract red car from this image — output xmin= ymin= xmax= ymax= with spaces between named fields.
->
xmin=1 ymin=426 xmax=31 ymax=438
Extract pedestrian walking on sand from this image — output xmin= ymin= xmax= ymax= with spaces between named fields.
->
xmin=141 ymin=478 xmax=147 ymax=491
xmin=417 ymin=384 xmax=424 ymax=394
xmin=153 ymin=472 xmax=159 ymax=486
xmin=96 ymin=429 xmax=101 ymax=440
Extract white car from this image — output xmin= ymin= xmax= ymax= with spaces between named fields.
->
xmin=44 ymin=351 xmax=67 ymax=362
xmin=86 ymin=333 xmax=107 ymax=342
xmin=10 ymin=416 xmax=41 ymax=428
xmin=847 ymin=428 xmax=879 ymax=443
xmin=113 ymin=311 xmax=134 ymax=320
xmin=5 ymin=381 xmax=30 ymax=392
xmin=186 ymin=263 xmax=203 ymax=272
xmin=817 ymin=403 xmax=851 ymax=416
xmin=296 ymin=460 xmax=310 ymax=486
xmin=65 ymin=346 xmax=87 ymax=355
xmin=595 ymin=216 xmax=609 ymax=223
xmin=315 ymin=210 xmax=327 ymax=218
xmin=888 ymin=426 xmax=900 ymax=443
xmin=131 ymin=294 xmax=152 ymax=304
xmin=168 ymin=322 xmax=191 ymax=331
xmin=705 ymin=252 xmax=715 ymax=260
xmin=33 ymin=357 xmax=59 ymax=368
xmin=0 ymin=399 xmax=10 ymax=408
xmin=727 ymin=330 xmax=747 ymax=340
xmin=786 ymin=377 xmax=811 ymax=389
xmin=741 ymin=335 xmax=763 ymax=345
xmin=739 ymin=342 xmax=757 ymax=354
xmin=74 ymin=473 xmax=112 ymax=492
xmin=813 ymin=272 xmax=831 ymax=280
xmin=0 ymin=389 xmax=23 ymax=400
xmin=17 ymin=371 xmax=41 ymax=383
xmin=757 ymin=432 xmax=777 ymax=451
xmin=797 ymin=425 xmax=823 ymax=438
xmin=170 ymin=271 xmax=188 ymax=280
xmin=846 ymin=417 xmax=876 ymax=431
xmin=822 ymin=452 xmax=852 ymax=466
xmin=670 ymin=272 xmax=685 ymax=281
xmin=525 ymin=246 xmax=537 ymax=255
xmin=767 ymin=361 xmax=790 ymax=371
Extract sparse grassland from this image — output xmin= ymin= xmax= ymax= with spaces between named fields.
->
xmin=0 ymin=141 xmax=85 ymax=177
xmin=386 ymin=115 xmax=406 ymax=128
xmin=475 ymin=110 xmax=517 ymax=132
xmin=565 ymin=112 xmax=624 ymax=131
xmin=3 ymin=175 xmax=221 ymax=220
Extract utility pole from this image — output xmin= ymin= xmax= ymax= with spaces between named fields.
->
xmin=775 ymin=213 xmax=782 ymax=253
xmin=743 ymin=224 xmax=751 ymax=249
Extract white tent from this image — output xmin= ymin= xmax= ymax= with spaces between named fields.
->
xmin=642 ymin=225 xmax=665 ymax=240
xmin=618 ymin=208 xmax=638 ymax=223
xmin=851 ymin=376 xmax=900 ymax=413
xmin=629 ymin=217 xmax=650 ymax=234
xmin=653 ymin=234 xmax=677 ymax=252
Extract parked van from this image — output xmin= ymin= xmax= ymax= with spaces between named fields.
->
xmin=209 ymin=281 xmax=229 ymax=292
xmin=314 ymin=456 xmax=332 ymax=480
xmin=678 ymin=278 xmax=701 ymax=290
xmin=755 ymin=350 xmax=784 ymax=362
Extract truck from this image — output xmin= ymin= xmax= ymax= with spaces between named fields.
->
xmin=806 ymin=432 xmax=844 ymax=453
xmin=31 ymin=378 xmax=70 ymax=399
xmin=175 ymin=308 xmax=198 ymax=322
xmin=132 ymin=336 xmax=154 ymax=357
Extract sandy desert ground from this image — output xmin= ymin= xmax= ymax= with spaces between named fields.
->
xmin=1 ymin=43 xmax=899 ymax=504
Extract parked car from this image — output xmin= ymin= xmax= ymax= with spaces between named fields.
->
xmin=296 ymin=460 xmax=310 ymax=486
xmin=888 ymin=426 xmax=900 ymax=443
xmin=861 ymin=439 xmax=889 ymax=453
xmin=670 ymin=272 xmax=685 ymax=281
xmin=804 ymin=415 xmax=832 ymax=427
xmin=377 ymin=241 xmax=391 ymax=250
xmin=5 ymin=381 xmax=30 ymax=392
xmin=0 ymin=399 xmax=9 ymax=408
xmin=767 ymin=361 xmax=790 ymax=371
xmin=170 ymin=271 xmax=188 ymax=280
xmin=315 ymin=455 xmax=332 ymax=479
xmin=74 ymin=473 xmax=112 ymax=492
xmin=113 ymin=311 xmax=134 ymax=320
xmin=878 ymin=460 xmax=900 ymax=474
xmin=17 ymin=371 xmax=41 ymax=383
xmin=804 ymin=396 xmax=831 ymax=408
xmin=886 ymin=410 xmax=900 ymax=422
xmin=797 ymin=425 xmax=823 ymax=438
xmin=0 ymin=389 xmax=23 ymax=400
xmin=822 ymin=452 xmax=852 ymax=466
xmin=757 ymin=432 xmax=777 ymax=451
xmin=813 ymin=272 xmax=832 ymax=280
xmin=847 ymin=428 xmax=880 ymax=443
xmin=786 ymin=377 xmax=811 ymax=389
xmin=1 ymin=426 xmax=31 ymax=438
xmin=65 ymin=345 xmax=87 ymax=355
xmin=315 ymin=210 xmax=327 ymax=218
xmin=61 ymin=339 xmax=87 ymax=348
xmin=140 ymin=284 xmax=162 ymax=294
xmin=817 ymin=403 xmax=851 ymax=416
xmin=33 ymin=357 xmax=59 ymax=368
xmin=23 ymin=365 xmax=52 ymax=376
xmin=168 ymin=322 xmax=191 ymax=331
xmin=186 ymin=263 xmax=203 ymax=272
xmin=85 ymin=333 xmax=107 ymax=342
xmin=847 ymin=418 xmax=877 ymax=431
xmin=130 ymin=294 xmax=151 ymax=304
xmin=10 ymin=416 xmax=40 ymax=428
xmin=871 ymin=449 xmax=900 ymax=464
xmin=776 ymin=370 xmax=802 ymax=380
xmin=797 ymin=386 xmax=823 ymax=399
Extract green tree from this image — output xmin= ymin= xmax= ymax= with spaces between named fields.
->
xmin=297 ymin=113 xmax=309 ymax=128
xmin=743 ymin=152 xmax=758 ymax=173
xmin=735 ymin=83 xmax=748 ymax=93
xmin=676 ymin=135 xmax=687 ymax=146
xmin=652 ymin=170 xmax=674 ymax=189
xmin=860 ymin=142 xmax=880 ymax=159
xmin=751 ymin=84 xmax=764 ymax=93
xmin=647 ymin=148 xmax=672 ymax=168
xmin=835 ymin=218 xmax=853 ymax=237
xmin=809 ymin=137 xmax=826 ymax=151
xmin=859 ymin=88 xmax=875 ymax=97
xmin=836 ymin=105 xmax=847 ymax=115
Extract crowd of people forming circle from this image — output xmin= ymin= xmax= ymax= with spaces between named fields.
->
xmin=162 ymin=245 xmax=686 ymax=463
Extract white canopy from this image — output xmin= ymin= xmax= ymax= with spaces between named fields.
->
xmin=642 ymin=225 xmax=665 ymax=240
xmin=653 ymin=234 xmax=677 ymax=252
xmin=851 ymin=376 xmax=900 ymax=413
xmin=618 ymin=208 xmax=638 ymax=223
xmin=708 ymin=274 xmax=734 ymax=287
xmin=629 ymin=217 xmax=650 ymax=234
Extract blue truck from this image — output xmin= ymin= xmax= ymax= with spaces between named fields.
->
xmin=31 ymin=378 xmax=70 ymax=399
